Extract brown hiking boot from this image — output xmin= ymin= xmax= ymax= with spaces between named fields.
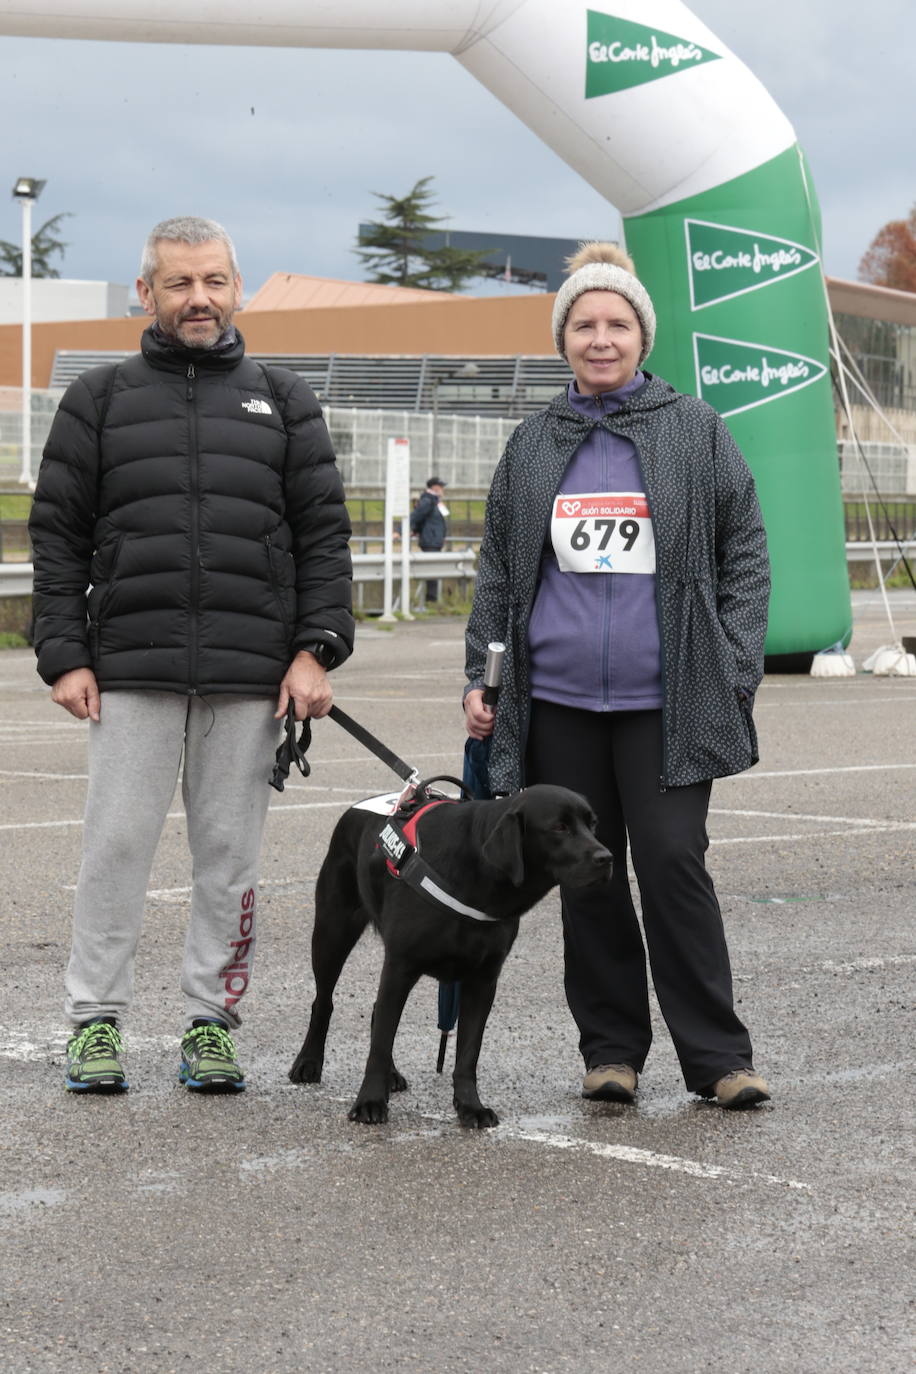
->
xmin=705 ymin=1068 xmax=770 ymax=1109
xmin=582 ymin=1063 xmax=638 ymax=1103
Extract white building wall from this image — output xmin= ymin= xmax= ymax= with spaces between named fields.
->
xmin=0 ymin=278 xmax=129 ymax=324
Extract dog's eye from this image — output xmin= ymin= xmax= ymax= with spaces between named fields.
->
xmin=552 ymin=822 xmax=569 ymax=833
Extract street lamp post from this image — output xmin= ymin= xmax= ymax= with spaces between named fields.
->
xmin=430 ymin=361 xmax=480 ymax=467
xmin=12 ymin=177 xmax=46 ymax=488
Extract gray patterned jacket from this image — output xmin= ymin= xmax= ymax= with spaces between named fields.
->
xmin=464 ymin=374 xmax=770 ymax=792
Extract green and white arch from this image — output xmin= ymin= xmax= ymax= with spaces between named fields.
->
xmin=1 ymin=0 xmax=850 ymax=656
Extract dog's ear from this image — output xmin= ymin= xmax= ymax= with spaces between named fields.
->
xmin=481 ymin=808 xmax=525 ymax=886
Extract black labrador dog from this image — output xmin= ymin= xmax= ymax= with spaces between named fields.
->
xmin=289 ymin=784 xmax=611 ymax=1128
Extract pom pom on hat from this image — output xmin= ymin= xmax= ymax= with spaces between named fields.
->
xmin=551 ymin=241 xmax=656 ymax=364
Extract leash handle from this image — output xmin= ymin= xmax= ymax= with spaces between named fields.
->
xmin=269 ymin=703 xmax=312 ymax=792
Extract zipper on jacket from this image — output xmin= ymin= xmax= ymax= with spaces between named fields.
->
xmin=187 ymin=363 xmax=200 ymax=692
xmin=597 ymin=396 xmax=614 ymax=710
xmin=604 ymin=416 xmax=669 ymax=790
xmin=265 ymin=534 xmax=292 ymax=632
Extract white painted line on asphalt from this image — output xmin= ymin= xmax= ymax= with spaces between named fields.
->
xmin=227 ymin=1102 xmax=810 ymax=1193
xmin=0 ymin=721 xmax=87 ymax=732
xmin=334 ymin=692 xmax=916 ymax=707
xmin=818 ymin=953 xmax=916 ymax=974
xmin=755 ymin=694 xmax=916 ymax=707
xmin=0 ymin=798 xmax=364 ymax=832
xmin=0 ymin=817 xmax=85 ymax=831
xmin=62 ymin=876 xmax=318 ymax=900
xmin=333 ymin=695 xmax=463 ymax=704
xmin=279 ymin=750 xmax=459 ymax=775
xmin=712 ymin=824 xmax=915 ymax=845
xmin=0 ymin=769 xmax=88 ymax=779
xmin=725 ymin=763 xmax=916 ymax=779
xmin=710 ymin=806 xmax=905 ymax=826
xmin=495 ymin=1126 xmax=810 ymax=1191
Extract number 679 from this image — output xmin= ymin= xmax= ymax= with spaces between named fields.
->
xmin=570 ymin=518 xmax=639 ymax=551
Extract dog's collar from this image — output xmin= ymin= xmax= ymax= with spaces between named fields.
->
xmin=377 ymin=801 xmax=500 ymax=923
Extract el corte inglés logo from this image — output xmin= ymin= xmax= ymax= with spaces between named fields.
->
xmin=585 ymin=10 xmax=721 ymax=98
xmin=694 ymin=335 xmax=828 ymax=417
xmin=686 ymin=220 xmax=820 ymax=309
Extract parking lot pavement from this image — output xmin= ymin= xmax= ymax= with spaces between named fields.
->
xmin=1 ymin=591 xmax=914 ymax=1374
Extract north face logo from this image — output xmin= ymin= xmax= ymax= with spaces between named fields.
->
xmin=241 ymin=398 xmax=272 ymax=415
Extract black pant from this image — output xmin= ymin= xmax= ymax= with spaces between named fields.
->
xmin=526 ymin=700 xmax=753 ymax=1091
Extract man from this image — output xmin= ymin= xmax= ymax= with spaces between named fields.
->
xmin=28 ymin=216 xmax=354 ymax=1095
xmin=409 ymin=476 xmax=448 ymax=604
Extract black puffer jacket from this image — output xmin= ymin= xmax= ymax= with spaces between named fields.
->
xmin=29 ymin=327 xmax=353 ymax=693
xmin=409 ymin=490 xmax=446 ymax=549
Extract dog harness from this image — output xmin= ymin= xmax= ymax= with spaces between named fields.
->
xmin=377 ymin=797 xmax=500 ymax=924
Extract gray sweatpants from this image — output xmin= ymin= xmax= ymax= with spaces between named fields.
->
xmin=65 ymin=692 xmax=280 ymax=1030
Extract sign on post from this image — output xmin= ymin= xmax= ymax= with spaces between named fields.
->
xmin=381 ymin=437 xmax=412 ymax=622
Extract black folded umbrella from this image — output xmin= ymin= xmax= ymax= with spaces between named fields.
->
xmin=436 ymin=643 xmax=504 ymax=1072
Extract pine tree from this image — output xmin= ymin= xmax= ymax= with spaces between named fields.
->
xmin=355 ymin=177 xmax=490 ymax=292
xmin=0 ymin=211 xmax=72 ymax=278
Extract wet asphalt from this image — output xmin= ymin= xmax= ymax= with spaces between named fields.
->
xmin=0 ymin=591 xmax=914 ymax=1374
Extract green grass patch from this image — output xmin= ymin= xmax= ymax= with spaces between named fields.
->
xmin=0 ymin=492 xmax=31 ymax=519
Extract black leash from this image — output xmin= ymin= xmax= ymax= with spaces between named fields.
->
xmin=270 ymin=702 xmax=418 ymax=792
xmin=327 ymin=705 xmax=416 ymax=783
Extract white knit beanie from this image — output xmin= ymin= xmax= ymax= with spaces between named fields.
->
xmin=552 ymin=242 xmax=656 ymax=365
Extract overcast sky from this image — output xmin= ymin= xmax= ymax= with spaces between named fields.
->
xmin=0 ymin=0 xmax=911 ymax=299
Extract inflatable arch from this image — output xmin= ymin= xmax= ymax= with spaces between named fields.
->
xmin=1 ymin=0 xmax=851 ymax=657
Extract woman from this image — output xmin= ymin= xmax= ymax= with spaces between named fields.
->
xmin=464 ymin=243 xmax=771 ymax=1109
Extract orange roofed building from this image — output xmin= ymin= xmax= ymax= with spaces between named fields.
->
xmin=0 ymin=273 xmax=555 ymax=389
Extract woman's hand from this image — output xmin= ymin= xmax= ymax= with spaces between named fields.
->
xmin=464 ymin=688 xmax=495 ymax=740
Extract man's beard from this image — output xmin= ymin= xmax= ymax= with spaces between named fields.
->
xmin=172 ymin=312 xmax=231 ymax=349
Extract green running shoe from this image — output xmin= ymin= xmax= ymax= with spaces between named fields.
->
xmin=65 ymin=1019 xmax=128 ymax=1093
xmin=179 ymin=1021 xmax=246 ymax=1093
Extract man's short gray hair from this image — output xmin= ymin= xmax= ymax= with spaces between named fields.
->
xmin=139 ymin=216 xmax=239 ymax=284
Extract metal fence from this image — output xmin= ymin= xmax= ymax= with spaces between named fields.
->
xmin=839 ymin=440 xmax=916 ymax=499
xmin=2 ymin=387 xmax=915 ymax=497
xmin=0 ymin=388 xmax=515 ymax=491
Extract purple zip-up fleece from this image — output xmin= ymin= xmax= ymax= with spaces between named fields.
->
xmin=527 ymin=374 xmax=663 ymax=712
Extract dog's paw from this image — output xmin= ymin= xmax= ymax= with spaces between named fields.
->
xmin=456 ymin=1102 xmax=500 ymax=1129
xmin=348 ymin=1097 xmax=389 ymax=1125
xmin=288 ymin=1054 xmax=322 ymax=1084
xmin=388 ymin=1067 xmax=408 ymax=1093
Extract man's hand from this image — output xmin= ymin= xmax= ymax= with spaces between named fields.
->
xmin=464 ymin=688 xmax=495 ymax=740
xmin=275 ymin=650 xmax=333 ymax=722
xmin=51 ymin=668 xmax=101 ymax=722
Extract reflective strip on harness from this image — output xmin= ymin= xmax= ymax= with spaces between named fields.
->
xmin=377 ymin=799 xmax=499 ymax=923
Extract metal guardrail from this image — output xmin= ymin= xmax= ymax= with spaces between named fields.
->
xmin=4 ymin=544 xmax=913 ymax=600
xmin=845 ymin=540 xmax=915 ymax=562
xmin=0 ymin=564 xmax=33 ymax=597
xmin=0 ymin=548 xmax=479 ymax=599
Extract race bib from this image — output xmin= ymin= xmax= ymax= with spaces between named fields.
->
xmin=551 ymin=492 xmax=656 ymax=575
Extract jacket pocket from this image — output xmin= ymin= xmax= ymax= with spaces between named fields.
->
xmin=265 ymin=536 xmax=294 ymax=632
xmin=88 ymin=533 xmax=126 ymax=652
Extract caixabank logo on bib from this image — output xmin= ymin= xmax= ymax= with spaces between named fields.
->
xmin=686 ymin=220 xmax=820 ymax=309
xmin=585 ymin=10 xmax=721 ymax=97
xmin=693 ymin=335 xmax=828 ymax=418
